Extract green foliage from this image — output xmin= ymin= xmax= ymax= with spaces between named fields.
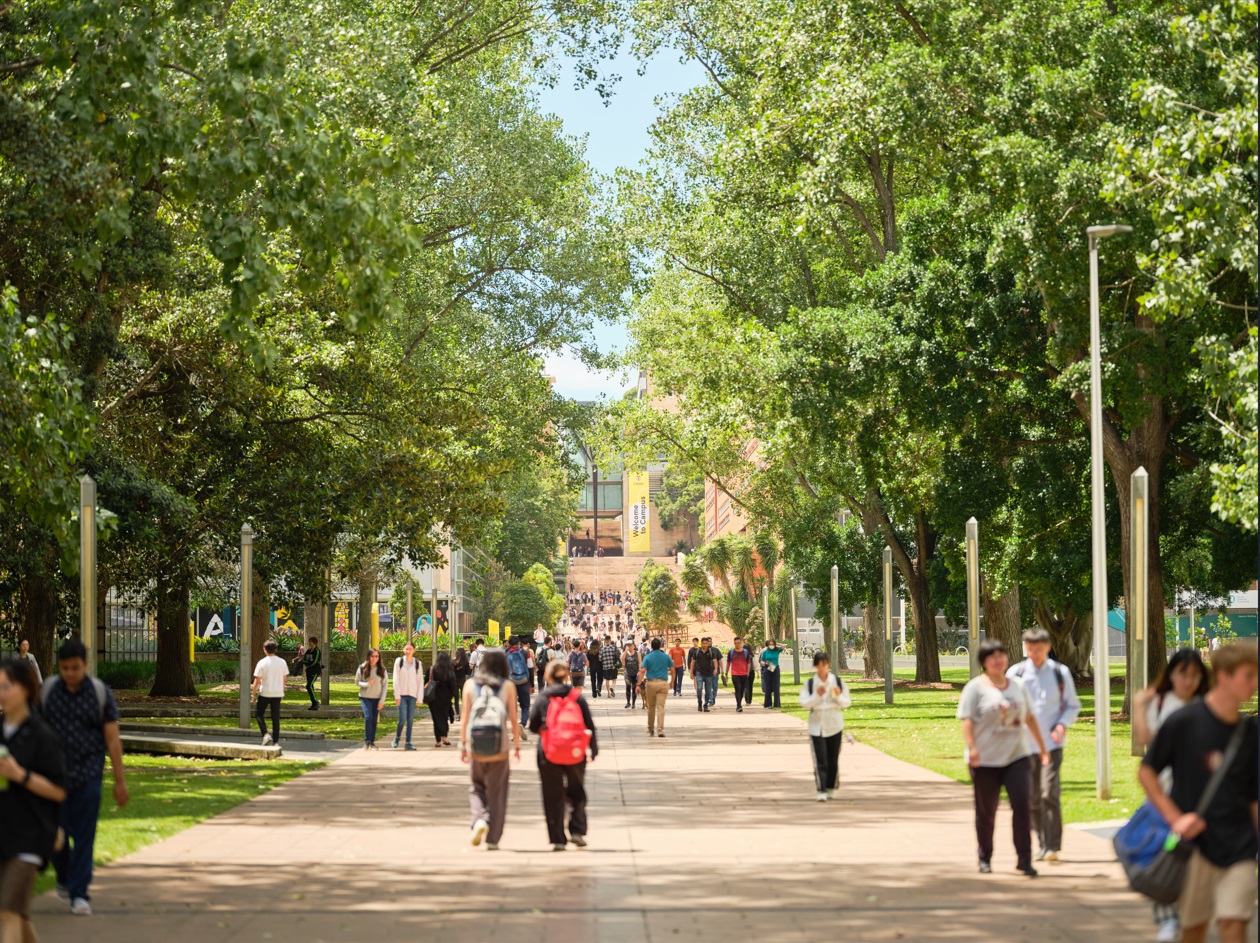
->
xmin=99 ymin=659 xmax=240 ymax=691
xmin=654 ymin=464 xmax=704 ymax=532
xmin=634 ymin=560 xmax=682 ymax=633
xmin=522 ymin=563 xmax=564 ymax=629
xmin=499 ymin=580 xmax=552 ymax=636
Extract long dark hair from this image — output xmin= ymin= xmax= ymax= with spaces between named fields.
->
xmin=474 ymin=648 xmax=508 ymax=684
xmin=360 ymin=649 xmax=385 ymax=680
xmin=452 ymin=646 xmax=468 ymax=671
xmin=0 ymin=656 xmax=39 ymax=706
xmin=432 ymin=651 xmax=454 ymax=683
xmin=1154 ymin=648 xmax=1209 ymax=704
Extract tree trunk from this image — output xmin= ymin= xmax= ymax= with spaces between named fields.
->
xmin=150 ymin=577 xmax=196 ymax=697
xmin=861 ymin=605 xmax=883 ymax=680
xmin=982 ymin=583 xmax=1023 ymax=660
xmin=250 ymin=567 xmax=270 ymax=667
xmin=356 ymin=579 xmax=374 ymax=662
xmin=1034 ymin=599 xmax=1093 ymax=681
xmin=22 ymin=570 xmax=60 ymax=676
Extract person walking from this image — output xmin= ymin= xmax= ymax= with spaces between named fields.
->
xmin=622 ymin=642 xmax=641 ymax=709
xmin=15 ymin=639 xmax=40 ymax=686
xmin=599 ymin=636 xmax=620 ymax=699
xmin=668 ymin=639 xmax=686 ymax=697
xmin=567 ymin=641 xmax=589 ymax=689
xmin=452 ymin=644 xmax=470 ymax=718
xmin=300 ymin=635 xmax=322 ymax=710
xmin=250 ymin=639 xmax=288 ymax=747
xmin=40 ymin=638 xmax=129 ymax=916
xmin=588 ymin=636 xmax=603 ymax=698
xmin=800 ymin=652 xmax=850 ymax=800
xmin=460 ymin=649 xmax=522 ymax=850
xmin=529 ymin=660 xmax=598 ymax=850
xmin=426 ymin=651 xmax=457 ymax=747
xmin=957 ymin=639 xmax=1051 ymax=877
xmin=725 ymin=637 xmax=754 ymax=713
xmin=690 ymin=637 xmax=720 ymax=712
xmin=391 ymin=643 xmax=425 ymax=750
xmin=1139 ymin=642 xmax=1257 ymax=943
xmin=760 ymin=638 xmax=782 ymax=708
xmin=1132 ymin=648 xmax=1210 ymax=943
xmin=1006 ymin=627 xmax=1081 ymax=862
xmin=639 ymin=638 xmax=674 ymax=738
xmin=506 ymin=637 xmax=534 ymax=743
xmin=0 ymin=657 xmax=67 ymax=940
xmin=356 ymin=649 xmax=388 ymax=750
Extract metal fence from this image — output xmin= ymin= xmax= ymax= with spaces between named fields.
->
xmin=101 ymin=592 xmax=156 ymax=662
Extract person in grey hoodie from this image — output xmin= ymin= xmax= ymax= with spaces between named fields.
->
xmin=356 ymin=649 xmax=388 ymax=749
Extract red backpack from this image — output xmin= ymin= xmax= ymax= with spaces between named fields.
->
xmin=542 ymin=689 xmax=591 ymax=765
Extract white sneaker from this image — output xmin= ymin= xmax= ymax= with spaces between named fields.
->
xmin=261 ymin=734 xmax=273 ymax=746
xmin=826 ymin=789 xmax=837 ymax=799
xmin=1155 ymin=918 xmax=1180 ymax=943
xmin=816 ymin=791 xmax=828 ymax=801
xmin=471 ymin=820 xmax=489 ymax=847
xmin=1044 ymin=850 xmax=1059 ymax=862
xmin=70 ymin=898 xmax=92 ymax=916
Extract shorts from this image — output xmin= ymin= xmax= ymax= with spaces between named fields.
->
xmin=0 ymin=857 xmax=38 ymax=918
xmin=1179 ymin=851 xmax=1257 ymax=928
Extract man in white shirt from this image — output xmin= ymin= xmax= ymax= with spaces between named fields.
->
xmin=469 ymin=639 xmax=485 ymax=671
xmin=1006 ymin=627 xmax=1081 ymax=861
xmin=392 ymin=642 xmax=425 ymax=750
xmin=251 ymin=640 xmax=289 ymax=746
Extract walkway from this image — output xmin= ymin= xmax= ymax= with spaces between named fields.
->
xmin=34 ymin=688 xmax=1162 ymax=943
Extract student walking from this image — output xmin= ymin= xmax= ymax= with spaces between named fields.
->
xmin=588 ymin=637 xmax=603 ymax=698
xmin=16 ymin=639 xmax=40 ymax=686
xmin=40 ymin=638 xmax=129 ymax=916
xmin=1139 ymin=642 xmax=1257 ymax=943
xmin=668 ymin=639 xmax=686 ymax=696
xmin=356 ymin=649 xmax=388 ymax=750
xmin=251 ymin=639 xmax=289 ymax=747
xmin=567 ymin=641 xmax=589 ymax=689
xmin=391 ymin=643 xmax=425 ymax=750
xmin=690 ymin=637 xmax=720 ymax=712
xmin=725 ymin=637 xmax=754 ymax=713
xmin=760 ymin=639 xmax=782 ymax=708
xmin=1006 ymin=627 xmax=1081 ymax=862
xmin=639 ymin=638 xmax=674 ymax=737
xmin=460 ymin=649 xmax=522 ymax=850
xmin=506 ymin=638 xmax=534 ymax=743
xmin=957 ymin=639 xmax=1051 ymax=877
xmin=0 ymin=657 xmax=67 ymax=939
xmin=452 ymin=645 xmax=470 ymax=718
xmin=599 ymin=637 xmax=621 ymax=699
xmin=528 ymin=661 xmax=598 ymax=850
xmin=622 ymin=643 xmax=640 ymax=709
xmin=1132 ymin=648 xmax=1210 ymax=943
xmin=300 ymin=635 xmax=322 ymax=710
xmin=426 ymin=651 xmax=457 ymax=747
xmin=799 ymin=652 xmax=850 ymax=800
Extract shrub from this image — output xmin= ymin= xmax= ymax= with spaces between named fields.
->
xmin=99 ymin=660 xmax=241 ymax=690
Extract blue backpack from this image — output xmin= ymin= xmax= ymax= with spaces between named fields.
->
xmin=507 ymin=648 xmax=529 ymax=683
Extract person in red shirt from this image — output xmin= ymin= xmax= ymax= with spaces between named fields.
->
xmin=667 ymin=640 xmax=686 ymax=697
xmin=725 ymin=638 xmax=755 ymax=713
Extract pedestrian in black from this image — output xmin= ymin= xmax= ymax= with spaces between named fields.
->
xmin=528 ymin=660 xmax=598 ymax=850
xmin=427 ymin=651 xmax=457 ymax=747
xmin=301 ymin=635 xmax=322 ymax=710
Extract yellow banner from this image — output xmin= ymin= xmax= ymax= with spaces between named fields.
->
xmin=487 ymin=619 xmax=500 ymax=642
xmin=628 ymin=470 xmax=651 ymax=553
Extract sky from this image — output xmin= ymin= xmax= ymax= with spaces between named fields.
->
xmin=535 ymin=48 xmax=704 ymax=402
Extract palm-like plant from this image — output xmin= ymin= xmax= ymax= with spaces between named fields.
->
xmin=752 ymin=532 xmax=779 ymax=584
xmin=699 ymin=536 xmax=734 ymax=593
xmin=679 ymin=554 xmax=714 ymax=615
xmin=729 ymin=535 xmax=759 ymax=597
xmin=714 ymin=583 xmax=759 ymax=639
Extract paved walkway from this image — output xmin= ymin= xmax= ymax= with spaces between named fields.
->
xmin=34 ymin=688 xmax=1168 ymax=943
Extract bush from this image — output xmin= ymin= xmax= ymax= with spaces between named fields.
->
xmin=194 ymin=635 xmax=239 ymax=653
xmin=99 ymin=660 xmax=241 ymax=690
xmin=330 ymin=631 xmax=358 ymax=651
xmin=379 ymin=631 xmax=409 ymax=650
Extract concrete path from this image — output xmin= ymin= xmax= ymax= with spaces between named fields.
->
xmin=33 ymin=687 xmax=1166 ymax=943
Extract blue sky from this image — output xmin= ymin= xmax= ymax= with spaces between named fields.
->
xmin=536 ymin=48 xmax=703 ymax=401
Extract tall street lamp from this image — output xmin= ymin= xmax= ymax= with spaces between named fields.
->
xmin=1087 ymin=222 xmax=1131 ymax=800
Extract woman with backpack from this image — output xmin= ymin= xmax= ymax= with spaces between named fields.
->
xmin=459 ymin=649 xmax=522 ymax=850
xmin=356 ymin=649 xmax=388 ymax=750
xmin=799 ymin=651 xmax=851 ymax=801
xmin=426 ymin=651 xmax=457 ymax=747
xmin=452 ymin=645 xmax=470 ymax=718
xmin=567 ymin=640 xmax=589 ymax=689
xmin=622 ymin=642 xmax=641 ymax=709
xmin=528 ymin=660 xmax=598 ymax=851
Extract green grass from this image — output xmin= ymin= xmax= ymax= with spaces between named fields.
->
xmin=775 ymin=664 xmax=1147 ymax=825
xmin=35 ymin=754 xmax=324 ymax=895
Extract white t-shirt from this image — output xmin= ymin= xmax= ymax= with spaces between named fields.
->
xmin=956 ymin=675 xmax=1035 ymax=768
xmin=1146 ymin=692 xmax=1189 ymax=793
xmin=253 ymin=654 xmax=289 ymax=698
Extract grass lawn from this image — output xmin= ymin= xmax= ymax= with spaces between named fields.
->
xmin=35 ymin=754 xmax=324 ymax=895
xmin=771 ymin=664 xmax=1148 ymax=825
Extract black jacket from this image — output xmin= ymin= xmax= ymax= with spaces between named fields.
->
xmin=0 ymin=712 xmax=66 ymax=862
xmin=527 ymin=683 xmax=598 ymax=760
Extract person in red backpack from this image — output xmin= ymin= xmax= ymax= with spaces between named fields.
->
xmin=528 ymin=660 xmax=598 ymax=851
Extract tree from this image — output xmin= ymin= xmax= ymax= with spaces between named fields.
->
xmin=499 ymin=581 xmax=551 ymax=637
xmin=634 ymin=561 xmax=681 ymax=635
xmin=522 ymin=563 xmax=564 ymax=631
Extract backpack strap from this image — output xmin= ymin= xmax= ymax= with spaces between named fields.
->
xmin=40 ymin=675 xmax=107 ymax=724
xmin=1193 ymin=719 xmax=1249 ymax=817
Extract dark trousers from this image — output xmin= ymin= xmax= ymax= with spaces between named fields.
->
xmin=811 ymin=732 xmax=842 ymax=791
xmin=53 ymin=778 xmax=102 ymax=900
xmin=432 ymin=700 xmax=452 ymax=742
xmin=515 ymin=682 xmax=531 ymax=728
xmin=360 ymin=697 xmax=380 ymax=744
xmin=672 ymin=667 xmax=684 ymax=695
xmin=970 ymin=756 xmax=1034 ymax=866
xmin=305 ymin=671 xmax=319 ymax=706
xmin=590 ymin=663 xmax=603 ymax=695
xmin=454 ymin=672 xmax=469 ymax=715
xmin=732 ymin=674 xmax=751 ymax=708
xmin=625 ymin=679 xmax=637 ymax=707
xmin=762 ymin=669 xmax=781 ymax=707
xmin=1032 ymin=749 xmax=1064 ymax=852
xmin=255 ymin=695 xmax=281 ymax=742
xmin=538 ymin=758 xmax=587 ymax=844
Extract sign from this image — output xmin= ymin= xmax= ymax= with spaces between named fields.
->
xmin=628 ymin=469 xmax=651 ymax=553
xmin=487 ymin=619 xmax=500 ymax=642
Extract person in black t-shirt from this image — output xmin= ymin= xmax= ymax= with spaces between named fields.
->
xmin=1139 ymin=642 xmax=1258 ymax=943
xmin=690 ymin=637 xmax=720 ymax=712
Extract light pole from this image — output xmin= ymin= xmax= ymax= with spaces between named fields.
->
xmin=966 ymin=517 xmax=981 ymax=679
xmin=1087 ymin=222 xmax=1131 ymax=799
xmin=789 ymin=584 xmax=801 ymax=685
xmin=79 ymin=475 xmax=97 ymax=678
xmin=1129 ymin=466 xmax=1149 ymax=756
xmin=239 ymin=525 xmax=254 ymax=730
xmin=830 ymin=565 xmax=839 ymax=667
xmin=883 ymin=547 xmax=894 ymax=705
xmin=406 ymin=582 xmax=414 ymax=648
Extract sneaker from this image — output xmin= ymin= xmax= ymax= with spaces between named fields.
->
xmin=826 ymin=790 xmax=837 ymax=799
xmin=486 ymin=843 xmax=499 ymax=851
xmin=1016 ymin=863 xmax=1038 ymax=878
xmin=405 ymin=744 xmax=416 ymax=751
xmin=647 ymin=730 xmax=655 ymax=737
xmin=520 ymin=733 xmax=528 ymax=743
xmin=978 ymin=861 xmax=992 ymax=874
xmin=261 ymin=734 xmax=273 ymax=746
xmin=1155 ymin=917 xmax=1180 ymax=943
xmin=552 ymin=843 xmax=567 ymax=852
xmin=657 ymin=732 xmax=665 ymax=738
xmin=307 ymin=704 xmax=319 ymax=711
xmin=697 ymin=706 xmax=703 ymax=712
xmin=816 ymin=792 xmax=828 ymax=802
xmin=55 ymin=885 xmax=69 ymax=902
xmin=1044 ymin=850 xmax=1059 ymax=862
xmin=1034 ymin=848 xmax=1048 ymax=861
xmin=736 ymin=707 xmax=742 ymax=713
xmin=703 ymin=706 xmax=710 ymax=712
xmin=471 ymin=820 xmax=489 ymax=847
xmin=624 ymin=704 xmax=631 ymax=709
xmin=392 ymin=738 xmax=400 ymax=749
xmin=570 ymin=835 xmax=587 ymax=847
xmin=70 ymin=898 xmax=92 ymax=916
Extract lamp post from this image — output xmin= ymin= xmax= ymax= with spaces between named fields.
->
xmin=763 ymin=582 xmax=770 ymax=643
xmin=79 ymin=475 xmax=97 ymax=678
xmin=1129 ymin=467 xmax=1149 ymax=756
xmin=322 ymin=568 xmax=331 ymax=707
xmin=406 ymin=582 xmax=414 ymax=648
xmin=831 ymin=565 xmax=839 ymax=666
xmin=789 ymin=584 xmax=801 ymax=685
xmin=883 ymin=547 xmax=894 ymax=705
xmin=966 ymin=517 xmax=981 ymax=679
xmin=239 ymin=525 xmax=254 ymax=730
xmin=1087 ymin=222 xmax=1131 ymax=800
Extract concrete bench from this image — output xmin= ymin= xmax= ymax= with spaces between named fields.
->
xmin=121 ymin=722 xmax=324 ymax=741
xmin=119 ymin=732 xmax=283 ymax=760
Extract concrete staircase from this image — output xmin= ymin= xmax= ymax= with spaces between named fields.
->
xmin=564 ymin=555 xmax=681 ymax=594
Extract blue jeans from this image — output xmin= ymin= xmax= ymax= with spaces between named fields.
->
xmin=696 ymin=674 xmax=718 ymax=708
xmin=515 ymin=680 xmax=531 ymax=728
xmin=672 ymin=668 xmax=684 ymax=695
xmin=360 ymin=697 xmax=380 ymax=744
xmin=54 ymin=778 xmax=102 ymax=900
xmin=394 ymin=695 xmax=417 ymax=745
